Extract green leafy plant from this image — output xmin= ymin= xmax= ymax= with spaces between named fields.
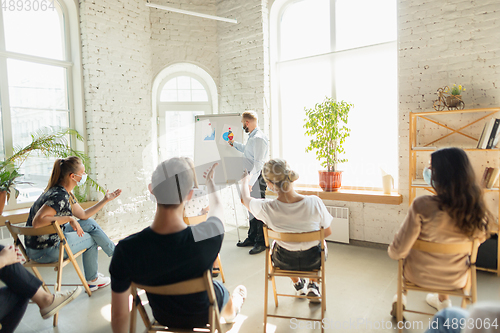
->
xmin=0 ymin=127 xmax=104 ymax=203
xmin=303 ymin=97 xmax=352 ymax=172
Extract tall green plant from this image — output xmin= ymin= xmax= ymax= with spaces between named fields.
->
xmin=0 ymin=127 xmax=104 ymax=202
xmin=303 ymin=98 xmax=352 ymax=172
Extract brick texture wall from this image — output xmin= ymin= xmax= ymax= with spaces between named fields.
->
xmin=79 ymin=0 xmax=154 ymax=240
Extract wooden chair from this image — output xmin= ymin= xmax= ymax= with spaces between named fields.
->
xmin=395 ymin=239 xmax=480 ymax=332
xmin=183 ymin=214 xmax=225 ymax=283
xmin=263 ymin=225 xmax=326 ymax=333
xmin=5 ymin=220 xmax=92 ymax=327
xmin=129 ymin=270 xmax=223 ymax=333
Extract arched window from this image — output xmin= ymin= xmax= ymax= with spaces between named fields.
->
xmin=154 ymin=66 xmax=217 ymax=162
xmin=271 ymin=0 xmax=398 ymax=188
xmin=0 ymin=0 xmax=84 ymax=208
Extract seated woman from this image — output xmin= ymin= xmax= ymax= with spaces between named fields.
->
xmin=388 ymin=147 xmax=492 ymax=314
xmin=25 ymin=156 xmax=121 ymax=291
xmin=240 ymin=158 xmax=333 ymax=300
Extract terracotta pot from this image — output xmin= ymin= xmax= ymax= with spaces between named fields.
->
xmin=0 ymin=191 xmax=6 ymax=215
xmin=318 ymin=170 xmax=343 ymax=192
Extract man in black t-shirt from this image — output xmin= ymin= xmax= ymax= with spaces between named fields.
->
xmin=110 ymin=159 xmax=246 ymax=333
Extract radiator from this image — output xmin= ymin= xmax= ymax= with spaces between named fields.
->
xmin=325 ymin=206 xmax=349 ymax=244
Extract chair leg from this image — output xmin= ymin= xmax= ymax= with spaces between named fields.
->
xmin=397 ymin=260 xmax=404 ymax=333
xmin=70 ymin=254 xmax=92 ymax=296
xmin=271 ymin=275 xmax=278 ymax=307
xmin=264 ymin=272 xmax=268 ymax=333
xmin=216 ymin=254 xmax=225 ymax=283
xmin=53 ymin=247 xmax=65 ymax=327
xmin=130 ymin=292 xmax=137 ymax=333
xmin=31 ymin=267 xmax=51 ymax=294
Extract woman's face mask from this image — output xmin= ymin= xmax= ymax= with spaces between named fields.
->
xmin=423 ymin=167 xmax=433 ymax=186
xmin=76 ymin=173 xmax=87 ymax=186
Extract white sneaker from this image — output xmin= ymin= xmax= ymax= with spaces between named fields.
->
xmin=391 ymin=294 xmax=407 ymax=318
xmin=293 ymin=278 xmax=308 ymax=296
xmin=87 ymin=272 xmax=111 ymax=292
xmin=225 ymin=285 xmax=247 ymax=323
xmin=426 ymin=293 xmax=452 ymax=310
xmin=306 ymin=282 xmax=321 ymax=303
xmin=40 ymin=287 xmax=82 ymax=319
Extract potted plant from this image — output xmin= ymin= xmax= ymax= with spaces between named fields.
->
xmin=0 ymin=127 xmax=103 ymax=214
xmin=304 ymin=97 xmax=352 ymax=192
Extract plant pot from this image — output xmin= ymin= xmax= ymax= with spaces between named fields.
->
xmin=0 ymin=191 xmax=6 ymax=215
xmin=318 ymin=170 xmax=343 ymax=192
xmin=446 ymin=95 xmax=462 ymax=107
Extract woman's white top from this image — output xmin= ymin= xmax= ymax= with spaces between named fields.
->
xmin=249 ymin=195 xmax=333 ymax=251
xmin=463 ymin=302 xmax=500 ymax=333
xmin=184 ymin=188 xmax=209 ymax=217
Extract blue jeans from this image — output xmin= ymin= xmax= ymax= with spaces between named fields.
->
xmin=425 ymin=307 xmax=469 ymax=333
xmin=27 ymin=218 xmax=115 ymax=281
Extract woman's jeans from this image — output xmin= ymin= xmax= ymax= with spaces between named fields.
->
xmin=26 ymin=218 xmax=115 ymax=281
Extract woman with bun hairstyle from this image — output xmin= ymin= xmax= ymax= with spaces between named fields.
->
xmin=25 ymin=156 xmax=121 ymax=291
xmin=388 ymin=147 xmax=492 ymax=314
xmin=240 ymin=158 xmax=333 ymax=300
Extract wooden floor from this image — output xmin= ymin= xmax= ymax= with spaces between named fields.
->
xmin=7 ymin=226 xmax=500 ymax=333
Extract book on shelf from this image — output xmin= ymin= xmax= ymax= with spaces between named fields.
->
xmin=477 ymin=118 xmax=500 ymax=149
xmin=487 ymin=119 xmax=500 ymax=149
xmin=481 ymin=167 xmax=500 ymax=189
xmin=477 ymin=119 xmax=496 ymax=149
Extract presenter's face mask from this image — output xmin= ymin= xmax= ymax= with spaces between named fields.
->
xmin=150 ymin=193 xmax=157 ymax=204
xmin=242 ymin=121 xmax=249 ymax=133
xmin=423 ymin=167 xmax=433 ymax=187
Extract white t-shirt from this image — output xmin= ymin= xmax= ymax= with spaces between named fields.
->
xmin=184 ymin=188 xmax=209 ymax=218
xmin=249 ymin=195 xmax=333 ymax=251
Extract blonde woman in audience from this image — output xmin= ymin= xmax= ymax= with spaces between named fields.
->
xmin=388 ymin=147 xmax=492 ymax=315
xmin=240 ymin=158 xmax=333 ymax=300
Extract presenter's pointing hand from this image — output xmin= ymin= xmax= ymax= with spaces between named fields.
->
xmin=203 ymin=163 xmax=219 ymax=182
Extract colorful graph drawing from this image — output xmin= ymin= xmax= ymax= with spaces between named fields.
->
xmin=220 ymin=124 xmax=234 ymax=144
xmin=204 ymin=124 xmax=215 ymax=141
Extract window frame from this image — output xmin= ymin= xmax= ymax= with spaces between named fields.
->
xmin=270 ymin=0 xmax=398 ymax=189
xmin=0 ymin=0 xmax=85 ymax=210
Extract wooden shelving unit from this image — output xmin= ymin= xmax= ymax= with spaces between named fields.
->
xmin=409 ymin=107 xmax=500 ymax=276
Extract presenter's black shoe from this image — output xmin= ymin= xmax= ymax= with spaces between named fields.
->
xmin=237 ymin=238 xmax=255 ymax=247
xmin=249 ymin=244 xmax=266 ymax=255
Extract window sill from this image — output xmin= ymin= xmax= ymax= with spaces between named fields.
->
xmin=0 ymin=201 xmax=98 ymax=227
xmin=266 ymin=186 xmax=403 ymax=205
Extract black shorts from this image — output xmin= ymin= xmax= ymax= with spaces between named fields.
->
xmin=271 ymin=243 xmax=324 ymax=271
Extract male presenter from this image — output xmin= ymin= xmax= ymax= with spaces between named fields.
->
xmin=229 ymin=111 xmax=269 ymax=254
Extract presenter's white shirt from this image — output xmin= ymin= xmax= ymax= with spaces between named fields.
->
xmin=249 ymin=195 xmax=333 ymax=251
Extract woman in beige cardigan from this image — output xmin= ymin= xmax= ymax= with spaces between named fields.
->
xmin=388 ymin=147 xmax=492 ymax=314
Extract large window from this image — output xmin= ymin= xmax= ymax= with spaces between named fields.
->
xmin=0 ymin=1 xmax=82 ymax=208
xmin=157 ymin=75 xmax=212 ymax=161
xmin=272 ymin=0 xmax=398 ymax=188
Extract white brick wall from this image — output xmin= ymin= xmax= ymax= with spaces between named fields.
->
xmin=217 ymin=0 xmax=270 ymax=132
xmin=79 ymin=0 xmax=155 ymax=240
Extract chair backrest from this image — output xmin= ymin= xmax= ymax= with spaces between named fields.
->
xmin=130 ymin=270 xmax=220 ymax=333
xmin=411 ymin=239 xmax=480 ymax=264
xmin=5 ymin=220 xmax=66 ymax=258
xmin=183 ymin=214 xmax=208 ymax=226
xmin=131 ymin=270 xmax=213 ymax=296
xmin=263 ymin=225 xmax=325 ymax=250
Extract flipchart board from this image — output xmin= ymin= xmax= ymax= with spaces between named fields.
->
xmin=194 ymin=113 xmax=246 ymax=185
